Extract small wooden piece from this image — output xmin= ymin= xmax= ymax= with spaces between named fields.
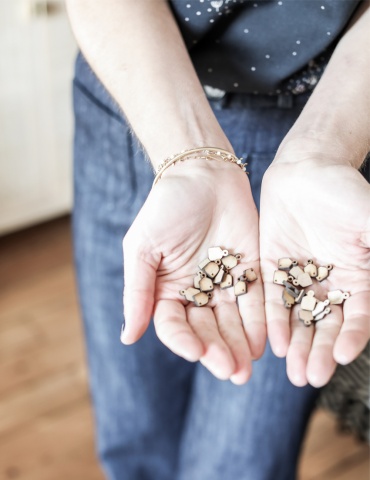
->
xmin=208 ymin=246 xmax=228 ymax=261
xmin=327 ymin=290 xmax=350 ymax=305
xmin=297 ymin=272 xmax=313 ymax=288
xmin=278 ymin=258 xmax=297 ymax=271
xmin=220 ymin=273 xmax=233 ymax=289
xmin=203 ymin=261 xmax=220 ymax=278
xmin=316 ymin=265 xmax=333 ymax=282
xmin=199 ymin=277 xmax=214 ymax=292
xmin=314 ymin=307 xmax=331 ymax=321
xmin=198 ymin=258 xmax=210 ymax=270
xmin=282 ymin=289 xmax=295 ymax=308
xmin=316 ymin=266 xmax=329 ymax=282
xmin=222 ymin=254 xmax=238 ymax=270
xmin=301 ymin=290 xmax=317 ymax=311
xmin=299 ymin=309 xmax=314 ymax=327
xmin=273 ymin=270 xmax=288 ymax=286
xmin=304 ymin=260 xmax=318 ymax=278
xmin=234 ymin=280 xmax=247 ymax=296
xmin=193 ymin=291 xmax=210 ymax=307
xmin=282 ymin=281 xmax=301 ymax=299
xmin=244 ymin=268 xmax=257 ymax=282
xmin=312 ymin=299 xmax=330 ymax=317
xmin=289 ymin=265 xmax=305 ymax=279
xmin=180 ymin=287 xmax=200 ymax=302
xmin=213 ymin=266 xmax=225 ymax=285
xmin=294 ymin=289 xmax=306 ymax=304
xmin=193 ymin=271 xmax=205 ymax=289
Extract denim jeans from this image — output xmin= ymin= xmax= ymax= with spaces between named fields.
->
xmin=72 ymin=53 xmax=320 ymax=480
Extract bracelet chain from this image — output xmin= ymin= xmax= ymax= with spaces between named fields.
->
xmin=153 ymin=147 xmax=248 ymax=186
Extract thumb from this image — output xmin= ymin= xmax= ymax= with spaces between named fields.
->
xmin=121 ymin=233 xmax=160 ymax=344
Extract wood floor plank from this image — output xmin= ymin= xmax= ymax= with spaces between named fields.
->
xmin=0 ymin=264 xmax=77 ymax=317
xmin=0 ymin=269 xmax=82 ymax=362
xmin=0 ymin=332 xmax=84 ymax=397
xmin=298 ymin=410 xmax=369 ymax=480
xmin=0 ymin=300 xmax=82 ymax=366
xmin=326 ymin=454 xmax=369 ymax=480
xmin=0 ymin=400 xmax=104 ymax=480
xmin=0 ymin=217 xmax=72 ymax=291
xmin=0 ymin=364 xmax=88 ymax=440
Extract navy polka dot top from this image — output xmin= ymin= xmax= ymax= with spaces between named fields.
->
xmin=169 ymin=0 xmax=361 ymax=95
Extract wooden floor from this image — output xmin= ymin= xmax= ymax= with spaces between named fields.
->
xmin=0 ymin=216 xmax=368 ymax=480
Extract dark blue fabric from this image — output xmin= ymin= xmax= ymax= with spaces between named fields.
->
xmin=169 ymin=0 xmax=360 ymax=94
xmin=72 ymin=57 xmax=320 ymax=480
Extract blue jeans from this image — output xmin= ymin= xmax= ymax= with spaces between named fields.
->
xmin=72 ymin=54 xmax=319 ymax=480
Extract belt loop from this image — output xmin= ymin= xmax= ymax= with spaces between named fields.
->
xmin=219 ymin=92 xmax=230 ymax=109
xmin=209 ymin=93 xmax=229 ymax=110
xmin=204 ymin=85 xmax=229 ymax=110
xmin=277 ymin=93 xmax=294 ymax=109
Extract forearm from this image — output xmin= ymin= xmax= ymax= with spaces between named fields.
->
xmin=66 ymin=0 xmax=232 ymax=169
xmin=277 ymin=1 xmax=370 ymax=168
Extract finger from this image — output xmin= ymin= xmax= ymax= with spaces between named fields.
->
xmin=237 ymin=272 xmax=266 ymax=360
xmin=333 ymin=291 xmax=370 ymax=365
xmin=263 ymin=279 xmax=291 ymax=358
xmin=154 ymin=299 xmax=204 ymax=362
xmin=286 ymin=309 xmax=315 ymax=387
xmin=121 ymin=235 xmax=160 ymax=344
xmin=187 ymin=305 xmax=236 ymax=380
xmin=306 ymin=306 xmax=343 ymax=387
xmin=214 ymin=301 xmax=252 ymax=385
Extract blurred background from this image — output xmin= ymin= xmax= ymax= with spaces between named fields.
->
xmin=0 ymin=1 xmax=368 ymax=479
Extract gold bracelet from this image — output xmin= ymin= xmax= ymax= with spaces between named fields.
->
xmin=153 ymin=147 xmax=247 ymax=186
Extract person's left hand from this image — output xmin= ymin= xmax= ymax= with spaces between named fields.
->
xmin=260 ymin=139 xmax=370 ymax=387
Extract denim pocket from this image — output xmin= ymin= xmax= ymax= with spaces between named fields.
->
xmin=73 ymin=80 xmax=137 ymax=210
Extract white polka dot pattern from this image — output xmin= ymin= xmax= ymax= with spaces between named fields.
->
xmin=169 ymin=0 xmax=361 ymax=94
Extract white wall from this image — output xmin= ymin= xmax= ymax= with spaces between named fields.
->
xmin=0 ymin=0 xmax=77 ymax=235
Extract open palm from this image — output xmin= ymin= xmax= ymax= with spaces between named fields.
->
xmin=260 ymin=157 xmax=370 ymax=387
xmin=122 ymin=161 xmax=266 ymax=384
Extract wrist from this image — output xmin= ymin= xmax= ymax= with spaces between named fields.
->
xmin=277 ymin=72 xmax=370 ymax=170
xmin=144 ymin=96 xmax=235 ymax=171
xmin=274 ymin=132 xmax=368 ymax=170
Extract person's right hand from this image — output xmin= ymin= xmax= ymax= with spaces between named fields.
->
xmin=121 ymin=158 xmax=266 ymax=385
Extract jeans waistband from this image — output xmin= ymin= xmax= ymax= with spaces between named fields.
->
xmin=203 ymin=84 xmax=311 ymax=110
